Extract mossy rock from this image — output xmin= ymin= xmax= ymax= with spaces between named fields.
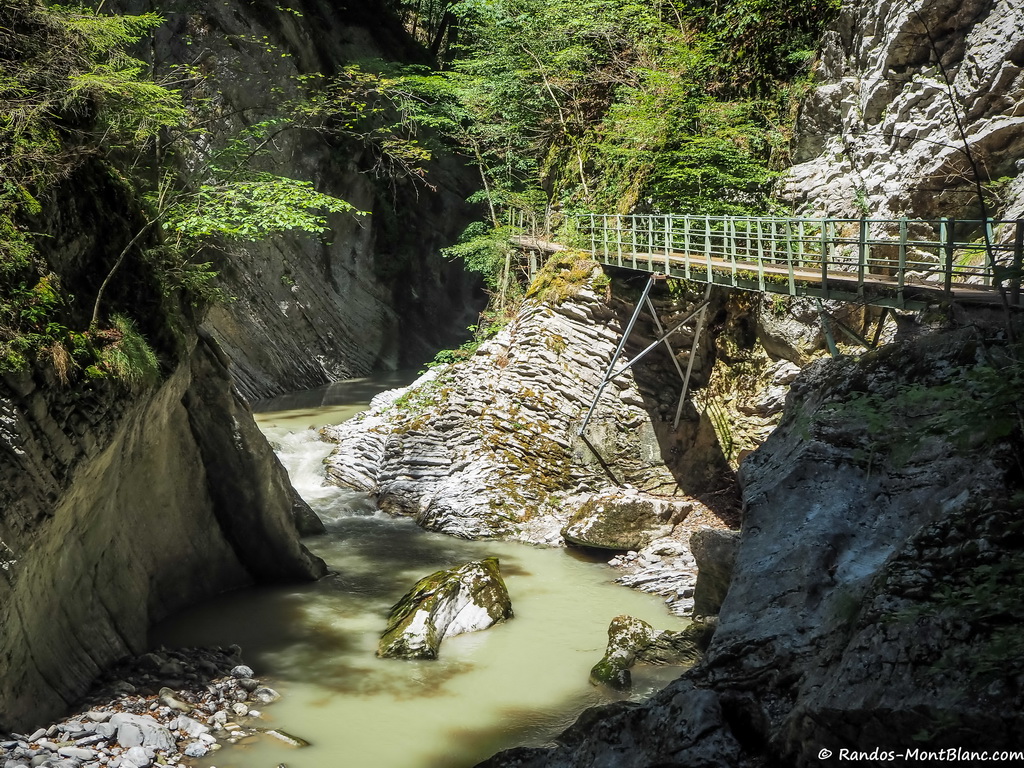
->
xmin=589 ymin=615 xmax=657 ymax=690
xmin=377 ymin=558 xmax=513 ymax=660
xmin=590 ymin=615 xmax=716 ymax=690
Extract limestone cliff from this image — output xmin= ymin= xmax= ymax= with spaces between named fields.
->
xmin=322 ymin=260 xmax=732 ymax=540
xmin=117 ymin=0 xmax=482 ymax=401
xmin=480 ymin=315 xmax=1024 ymax=767
xmin=785 ymin=0 xmax=1024 ymax=223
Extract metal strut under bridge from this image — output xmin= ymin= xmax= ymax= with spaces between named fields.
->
xmin=511 ymin=213 xmax=1024 ymax=434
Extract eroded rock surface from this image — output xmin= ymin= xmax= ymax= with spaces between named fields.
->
xmin=323 ymin=266 xmax=730 ymax=544
xmin=378 ymin=558 xmax=513 ymax=660
xmin=785 ymin=0 xmax=1024 ymax=224
xmin=480 ymin=323 xmax=1024 ymax=767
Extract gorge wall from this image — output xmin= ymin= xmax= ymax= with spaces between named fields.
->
xmin=118 ymin=0 xmax=482 ymax=401
xmin=0 ymin=333 xmax=326 ymax=733
xmin=477 ymin=0 xmax=1024 ymax=763
xmin=0 ymin=163 xmax=329 ymax=732
xmin=481 ymin=315 xmax=1023 ymax=768
xmin=785 ymin=0 xmax=1024 ymax=223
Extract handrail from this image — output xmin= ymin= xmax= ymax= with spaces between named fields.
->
xmin=510 ymin=212 xmax=1024 ymax=309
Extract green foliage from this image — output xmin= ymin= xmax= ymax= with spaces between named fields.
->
xmin=442 ymin=221 xmax=514 ymax=291
xmin=291 ymin=65 xmax=441 ymax=184
xmin=165 ymin=175 xmax=359 ymax=242
xmin=2 ymin=1 xmax=369 ymax=366
xmin=95 ymin=313 xmax=160 ymax=389
xmin=425 ymin=0 xmax=837 ymax=217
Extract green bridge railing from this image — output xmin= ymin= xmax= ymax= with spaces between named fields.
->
xmin=512 ymin=213 xmax=1024 ymax=309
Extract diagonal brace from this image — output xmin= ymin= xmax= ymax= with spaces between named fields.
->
xmin=578 ymin=275 xmax=656 ymax=435
xmin=673 ymin=283 xmax=712 ymax=429
xmin=607 ymin=299 xmax=711 ymax=382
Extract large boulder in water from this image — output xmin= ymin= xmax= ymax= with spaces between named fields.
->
xmin=377 ymin=558 xmax=513 ymax=659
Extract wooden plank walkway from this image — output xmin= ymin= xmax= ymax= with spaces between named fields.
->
xmin=512 ymin=213 xmax=1024 ymax=310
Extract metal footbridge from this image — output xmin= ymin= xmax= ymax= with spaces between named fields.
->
xmin=513 ymin=213 xmax=1024 ymax=310
xmin=510 ymin=213 xmax=1023 ymax=433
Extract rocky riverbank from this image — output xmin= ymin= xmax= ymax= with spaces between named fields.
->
xmin=0 ymin=647 xmax=296 ymax=768
xmin=479 ymin=316 xmax=1024 ymax=767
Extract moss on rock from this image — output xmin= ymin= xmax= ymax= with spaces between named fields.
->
xmin=377 ymin=558 xmax=514 ymax=660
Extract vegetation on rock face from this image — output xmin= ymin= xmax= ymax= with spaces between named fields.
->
xmin=371 ymin=0 xmax=839 ymax=312
xmin=2 ymin=1 xmax=420 ymax=383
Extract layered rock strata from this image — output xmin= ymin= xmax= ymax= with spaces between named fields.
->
xmin=322 ymin=272 xmax=731 ymax=545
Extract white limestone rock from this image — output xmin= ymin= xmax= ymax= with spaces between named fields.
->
xmin=377 ymin=558 xmax=513 ymax=660
xmin=784 ymin=0 xmax=1024 ymax=227
xmin=322 ymin=266 xmax=728 ymax=543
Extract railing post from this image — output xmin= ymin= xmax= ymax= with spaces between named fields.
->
xmin=821 ymin=219 xmax=830 ymax=300
xmin=1013 ymin=219 xmax=1024 ymax=306
xmin=603 ymin=214 xmax=610 ymax=264
xmin=664 ymin=214 xmax=671 ymax=273
xmin=756 ymin=219 xmax=765 ymax=293
xmin=857 ymin=218 xmax=868 ymax=300
xmin=798 ymin=219 xmax=806 ymax=268
xmin=942 ymin=217 xmax=954 ymax=298
xmin=683 ymin=216 xmax=691 ymax=280
xmin=786 ymin=221 xmax=796 ymax=295
xmin=647 ymin=215 xmax=654 ymax=272
xmin=986 ymin=219 xmax=996 ymax=287
xmin=630 ymin=216 xmax=637 ymax=270
xmin=898 ymin=218 xmax=908 ymax=307
xmin=729 ymin=218 xmax=738 ymax=287
xmin=705 ymin=215 xmax=713 ymax=284
xmin=616 ymin=215 xmax=623 ymax=268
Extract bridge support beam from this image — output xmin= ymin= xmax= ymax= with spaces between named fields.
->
xmin=816 ymin=299 xmax=841 ymax=359
xmin=674 ymin=284 xmax=712 ymax=429
xmin=578 ymin=279 xmax=712 ymax=436
xmin=578 ymin=275 xmax=656 ymax=435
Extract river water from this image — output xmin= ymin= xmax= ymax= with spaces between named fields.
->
xmin=154 ymin=373 xmax=687 ymax=768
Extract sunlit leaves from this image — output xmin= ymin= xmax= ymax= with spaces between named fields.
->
xmin=165 ymin=175 xmax=362 ymax=242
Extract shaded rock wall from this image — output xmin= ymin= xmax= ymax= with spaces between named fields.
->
xmin=0 ymin=154 xmax=324 ymax=732
xmin=785 ymin=0 xmax=1024 ymax=223
xmin=0 ymin=335 xmax=325 ymax=732
xmin=117 ymin=0 xmax=481 ymax=401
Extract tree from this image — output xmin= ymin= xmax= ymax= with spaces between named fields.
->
xmin=0 ymin=1 xmax=366 ymax=379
